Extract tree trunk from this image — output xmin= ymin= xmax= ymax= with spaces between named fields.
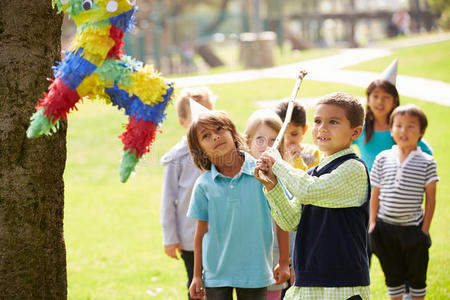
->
xmin=0 ymin=1 xmax=67 ymax=299
xmin=196 ymin=44 xmax=224 ymax=68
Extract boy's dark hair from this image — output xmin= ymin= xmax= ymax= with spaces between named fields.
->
xmin=389 ymin=104 xmax=428 ymax=133
xmin=274 ymin=99 xmax=306 ymax=127
xmin=317 ymin=92 xmax=365 ymax=128
xmin=187 ymin=111 xmax=247 ymax=171
xmin=365 ymin=80 xmax=400 ymax=143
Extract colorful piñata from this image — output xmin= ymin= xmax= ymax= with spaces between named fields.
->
xmin=27 ymin=0 xmax=174 ymax=182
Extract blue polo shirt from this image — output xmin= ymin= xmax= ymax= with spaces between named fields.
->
xmin=187 ymin=152 xmax=275 ymax=288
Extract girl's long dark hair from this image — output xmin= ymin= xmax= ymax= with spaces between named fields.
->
xmin=364 ymin=80 xmax=400 ymax=143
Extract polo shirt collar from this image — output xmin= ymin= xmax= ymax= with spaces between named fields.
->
xmin=210 ymin=151 xmax=254 ymax=180
xmin=392 ymin=145 xmax=421 ymax=165
xmin=392 ymin=145 xmax=421 ymax=153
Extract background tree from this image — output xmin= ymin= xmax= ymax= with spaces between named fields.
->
xmin=427 ymin=0 xmax=450 ymax=29
xmin=0 ymin=1 xmax=67 ymax=298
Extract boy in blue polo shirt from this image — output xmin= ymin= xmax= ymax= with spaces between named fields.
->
xmin=187 ymin=111 xmax=290 ymax=300
xmin=256 ymin=92 xmax=371 ymax=300
xmin=160 ymin=87 xmax=216 ymax=299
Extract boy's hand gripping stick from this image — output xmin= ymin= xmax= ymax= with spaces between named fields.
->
xmin=258 ymin=70 xmax=308 ymax=182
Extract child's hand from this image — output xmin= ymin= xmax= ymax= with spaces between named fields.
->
xmin=189 ymin=276 xmax=206 ymax=299
xmin=255 ymin=159 xmax=277 ymax=191
xmin=164 ymin=243 xmax=181 ymax=259
xmin=286 ymin=143 xmax=303 ymax=160
xmin=368 ymin=222 xmax=376 ymax=233
xmin=262 ymin=148 xmax=282 ymax=162
xmin=273 ymin=262 xmax=290 ymax=285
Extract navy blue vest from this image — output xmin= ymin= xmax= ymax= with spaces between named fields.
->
xmin=293 ymin=153 xmax=370 ymax=287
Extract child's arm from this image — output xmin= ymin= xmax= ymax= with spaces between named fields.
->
xmin=422 ymin=181 xmax=437 ymax=235
xmin=264 ymin=150 xmax=368 ymax=208
xmin=369 ymin=186 xmax=380 ymax=233
xmin=290 ymin=144 xmax=320 ymax=170
xmin=160 ymin=162 xmax=181 ymax=259
xmin=189 ymin=220 xmax=208 ymax=300
xmin=273 ymin=224 xmax=290 ymax=285
xmin=255 ymin=154 xmax=302 ymax=232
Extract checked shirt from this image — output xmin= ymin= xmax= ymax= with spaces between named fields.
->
xmin=265 ymin=148 xmax=370 ymax=300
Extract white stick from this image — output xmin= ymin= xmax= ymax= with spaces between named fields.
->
xmin=272 ymin=70 xmax=307 ymax=150
xmin=257 ymin=70 xmax=307 ymax=184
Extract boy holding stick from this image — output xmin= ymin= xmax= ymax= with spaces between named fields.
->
xmin=256 ymin=92 xmax=370 ymax=300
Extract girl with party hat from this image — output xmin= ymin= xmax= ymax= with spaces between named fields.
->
xmin=353 ymin=58 xmax=433 ymax=172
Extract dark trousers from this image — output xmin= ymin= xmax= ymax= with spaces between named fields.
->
xmin=367 ymin=231 xmax=373 ymax=267
xmin=205 ymin=286 xmax=267 ymax=300
xmin=181 ymin=250 xmax=194 ymax=300
xmin=370 ymin=219 xmax=430 ymax=290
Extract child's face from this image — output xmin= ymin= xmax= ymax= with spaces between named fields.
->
xmin=391 ymin=113 xmax=423 ymax=150
xmin=367 ymin=87 xmax=395 ymax=121
xmin=250 ymin=124 xmax=278 ymax=159
xmin=312 ymin=104 xmax=361 ymax=156
xmin=196 ymin=124 xmax=236 ymax=160
xmin=284 ymin=123 xmax=307 ymax=146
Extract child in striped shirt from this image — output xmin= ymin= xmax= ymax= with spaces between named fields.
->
xmin=369 ymin=104 xmax=439 ymax=300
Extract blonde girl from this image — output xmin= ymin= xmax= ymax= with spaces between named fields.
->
xmin=244 ymin=109 xmax=290 ymax=300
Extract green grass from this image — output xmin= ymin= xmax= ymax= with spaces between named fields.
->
xmin=346 ymin=40 xmax=450 ymax=83
xmin=65 ymin=77 xmax=449 ymax=299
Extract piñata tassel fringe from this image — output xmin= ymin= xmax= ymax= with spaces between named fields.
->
xmin=27 ymin=107 xmax=60 ymax=138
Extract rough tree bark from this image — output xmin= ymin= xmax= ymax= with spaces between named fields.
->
xmin=0 ymin=1 xmax=67 ymax=299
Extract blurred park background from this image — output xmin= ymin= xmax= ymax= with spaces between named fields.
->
xmin=60 ymin=0 xmax=450 ymax=299
xmin=60 ymin=0 xmax=449 ymax=74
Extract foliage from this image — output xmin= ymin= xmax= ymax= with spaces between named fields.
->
xmin=426 ymin=0 xmax=450 ymax=29
xmin=427 ymin=0 xmax=450 ymax=12
xmin=438 ymin=6 xmax=450 ymax=29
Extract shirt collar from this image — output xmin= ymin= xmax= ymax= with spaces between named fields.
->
xmin=392 ymin=145 xmax=421 ymax=164
xmin=210 ymin=151 xmax=254 ymax=180
xmin=392 ymin=144 xmax=421 ymax=153
xmin=317 ymin=147 xmax=354 ymax=170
